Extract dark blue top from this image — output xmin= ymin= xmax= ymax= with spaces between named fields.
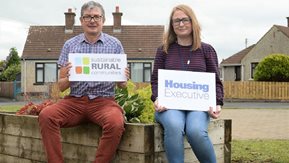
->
xmin=151 ymin=42 xmax=224 ymax=106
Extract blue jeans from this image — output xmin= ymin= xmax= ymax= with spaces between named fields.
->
xmin=155 ymin=109 xmax=216 ymax=163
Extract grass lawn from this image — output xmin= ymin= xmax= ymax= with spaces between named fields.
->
xmin=1 ymin=105 xmax=289 ymax=162
xmin=232 ymin=139 xmax=289 ymax=163
xmin=0 ymin=105 xmax=22 ymax=112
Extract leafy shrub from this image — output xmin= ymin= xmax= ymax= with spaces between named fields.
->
xmin=0 ymin=47 xmax=21 ymax=81
xmin=254 ymin=53 xmax=289 ymax=82
xmin=16 ymin=100 xmax=54 ymax=115
xmin=115 ymin=81 xmax=154 ymax=123
xmin=17 ymin=81 xmax=155 ymax=123
xmin=115 ymin=86 xmax=145 ymax=123
xmin=0 ymin=64 xmax=21 ymax=81
xmin=135 ymin=85 xmax=155 ymax=123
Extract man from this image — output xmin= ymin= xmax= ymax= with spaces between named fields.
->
xmin=38 ymin=1 xmax=128 ymax=163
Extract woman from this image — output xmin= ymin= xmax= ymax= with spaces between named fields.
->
xmin=151 ymin=4 xmax=224 ymax=163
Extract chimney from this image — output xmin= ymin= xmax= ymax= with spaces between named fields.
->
xmin=287 ymin=17 xmax=289 ymax=27
xmin=64 ymin=8 xmax=76 ymax=33
xmin=112 ymin=6 xmax=123 ymax=32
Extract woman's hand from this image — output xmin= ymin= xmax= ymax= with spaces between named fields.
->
xmin=154 ymin=98 xmax=167 ymax=112
xmin=208 ymin=105 xmax=221 ymax=119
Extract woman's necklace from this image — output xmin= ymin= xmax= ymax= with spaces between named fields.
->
xmin=178 ymin=46 xmax=193 ymax=70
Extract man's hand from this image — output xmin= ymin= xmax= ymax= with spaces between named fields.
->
xmin=58 ymin=62 xmax=72 ymax=91
xmin=117 ymin=67 xmax=130 ymax=88
xmin=59 ymin=62 xmax=72 ymax=78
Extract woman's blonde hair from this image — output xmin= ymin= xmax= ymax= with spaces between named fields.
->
xmin=163 ymin=4 xmax=201 ymax=53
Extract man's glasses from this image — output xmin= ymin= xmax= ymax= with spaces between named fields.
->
xmin=82 ymin=15 xmax=103 ymax=22
xmin=172 ymin=17 xmax=191 ymax=26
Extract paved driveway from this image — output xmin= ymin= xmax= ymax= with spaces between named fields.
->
xmin=221 ymin=102 xmax=289 ymax=140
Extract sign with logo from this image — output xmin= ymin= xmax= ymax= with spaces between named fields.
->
xmin=68 ymin=53 xmax=127 ymax=81
xmin=158 ymin=69 xmax=216 ymax=111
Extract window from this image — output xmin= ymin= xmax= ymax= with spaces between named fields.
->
xmin=128 ymin=62 xmax=152 ymax=82
xmin=251 ymin=62 xmax=258 ymax=79
xmin=144 ymin=63 xmax=151 ymax=82
xmin=35 ymin=63 xmax=58 ymax=84
xmin=36 ymin=64 xmax=44 ymax=83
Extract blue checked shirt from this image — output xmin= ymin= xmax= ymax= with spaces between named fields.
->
xmin=58 ymin=32 xmax=124 ymax=99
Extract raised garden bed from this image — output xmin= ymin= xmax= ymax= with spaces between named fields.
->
xmin=0 ymin=113 xmax=231 ymax=163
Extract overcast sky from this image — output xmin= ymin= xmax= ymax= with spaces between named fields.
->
xmin=0 ymin=0 xmax=289 ymax=61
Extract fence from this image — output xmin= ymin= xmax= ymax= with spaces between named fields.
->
xmin=223 ymin=81 xmax=289 ymax=101
xmin=137 ymin=81 xmax=289 ymax=101
xmin=0 ymin=81 xmax=21 ymax=99
xmin=2 ymin=81 xmax=289 ymax=101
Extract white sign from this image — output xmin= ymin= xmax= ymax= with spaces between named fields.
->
xmin=158 ymin=69 xmax=216 ymax=111
xmin=68 ymin=53 xmax=127 ymax=81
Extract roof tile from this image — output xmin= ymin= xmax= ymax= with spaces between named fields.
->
xmin=220 ymin=44 xmax=255 ymax=65
xmin=22 ymin=25 xmax=164 ymax=60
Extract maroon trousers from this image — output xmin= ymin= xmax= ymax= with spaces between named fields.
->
xmin=38 ymin=96 xmax=125 ymax=163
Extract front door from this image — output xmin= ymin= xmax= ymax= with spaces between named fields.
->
xmin=235 ymin=66 xmax=241 ymax=81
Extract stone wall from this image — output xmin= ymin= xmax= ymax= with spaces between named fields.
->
xmin=0 ymin=113 xmax=231 ymax=163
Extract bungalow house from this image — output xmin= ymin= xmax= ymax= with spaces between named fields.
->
xmin=220 ymin=17 xmax=289 ymax=81
xmin=21 ymin=7 xmax=164 ymax=94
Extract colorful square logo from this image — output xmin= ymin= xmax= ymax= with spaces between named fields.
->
xmin=83 ymin=66 xmax=90 ymax=74
xmin=74 ymin=57 xmax=90 ymax=75
xmin=83 ymin=57 xmax=90 ymax=65
xmin=75 ymin=66 xmax=82 ymax=74
xmin=75 ymin=57 xmax=82 ymax=65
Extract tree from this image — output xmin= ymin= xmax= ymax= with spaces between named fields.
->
xmin=0 ymin=60 xmax=6 ymax=72
xmin=254 ymin=53 xmax=289 ymax=82
xmin=0 ymin=60 xmax=6 ymax=68
xmin=0 ymin=64 xmax=21 ymax=81
xmin=0 ymin=47 xmax=21 ymax=81
xmin=6 ymin=47 xmax=20 ymax=67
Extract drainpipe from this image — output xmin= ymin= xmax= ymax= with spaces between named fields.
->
xmin=23 ymin=58 xmax=26 ymax=96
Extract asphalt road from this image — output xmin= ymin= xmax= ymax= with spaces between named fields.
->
xmin=1 ymin=96 xmax=289 ymax=108
xmin=223 ymin=101 xmax=289 ymax=109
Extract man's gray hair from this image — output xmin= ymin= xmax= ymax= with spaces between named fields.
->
xmin=80 ymin=1 xmax=105 ymax=21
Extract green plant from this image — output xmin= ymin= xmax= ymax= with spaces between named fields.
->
xmin=6 ymin=47 xmax=20 ymax=67
xmin=115 ymin=85 xmax=145 ymax=123
xmin=0 ymin=64 xmax=21 ymax=81
xmin=16 ymin=81 xmax=155 ymax=123
xmin=115 ymin=81 xmax=155 ymax=123
xmin=254 ymin=53 xmax=289 ymax=81
xmin=61 ymin=80 xmax=154 ymax=123
xmin=0 ymin=47 xmax=21 ymax=81
xmin=136 ymin=85 xmax=155 ymax=123
xmin=16 ymin=100 xmax=54 ymax=115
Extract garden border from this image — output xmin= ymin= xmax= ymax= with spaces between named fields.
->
xmin=0 ymin=113 xmax=231 ymax=163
